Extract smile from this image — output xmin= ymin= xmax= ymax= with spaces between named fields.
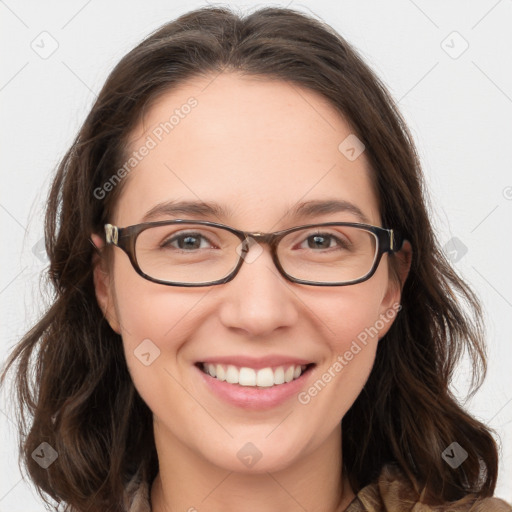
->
xmin=199 ymin=362 xmax=312 ymax=388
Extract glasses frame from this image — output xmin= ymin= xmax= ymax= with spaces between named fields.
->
xmin=103 ymin=219 xmax=403 ymax=287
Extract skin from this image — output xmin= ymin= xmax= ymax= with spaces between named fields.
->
xmin=93 ymin=72 xmax=412 ymax=512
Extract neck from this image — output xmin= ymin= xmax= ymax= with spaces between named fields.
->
xmin=150 ymin=422 xmax=355 ymax=512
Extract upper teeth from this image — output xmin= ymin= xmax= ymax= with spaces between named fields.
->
xmin=202 ymin=363 xmax=307 ymax=387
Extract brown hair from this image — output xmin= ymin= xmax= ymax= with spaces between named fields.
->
xmin=0 ymin=6 xmax=500 ymax=511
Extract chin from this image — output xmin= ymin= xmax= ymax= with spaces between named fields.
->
xmin=196 ymin=433 xmax=308 ymax=475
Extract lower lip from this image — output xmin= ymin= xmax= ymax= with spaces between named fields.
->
xmin=194 ymin=364 xmax=315 ymax=410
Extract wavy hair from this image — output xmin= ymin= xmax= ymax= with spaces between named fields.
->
xmin=1 ymin=6 xmax=499 ymax=511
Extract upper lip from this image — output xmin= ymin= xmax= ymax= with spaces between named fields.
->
xmin=197 ymin=355 xmax=314 ymax=370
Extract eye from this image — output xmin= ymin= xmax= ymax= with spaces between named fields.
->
xmin=299 ymin=232 xmax=350 ymax=251
xmin=161 ymin=232 xmax=214 ymax=251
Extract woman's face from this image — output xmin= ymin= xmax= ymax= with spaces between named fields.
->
xmin=94 ymin=73 xmax=406 ymax=474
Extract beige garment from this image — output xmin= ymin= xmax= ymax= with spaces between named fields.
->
xmin=123 ymin=464 xmax=512 ymax=512
xmin=345 ymin=465 xmax=512 ymax=512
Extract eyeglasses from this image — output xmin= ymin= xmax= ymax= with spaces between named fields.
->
xmin=103 ymin=220 xmax=403 ymax=287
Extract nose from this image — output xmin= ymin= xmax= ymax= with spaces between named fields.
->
xmin=217 ymin=241 xmax=299 ymax=337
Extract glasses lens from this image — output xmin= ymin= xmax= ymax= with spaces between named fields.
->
xmin=135 ymin=223 xmax=241 ymax=284
xmin=277 ymin=225 xmax=378 ymax=284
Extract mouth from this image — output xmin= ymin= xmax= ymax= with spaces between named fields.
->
xmin=195 ymin=362 xmax=316 ymax=388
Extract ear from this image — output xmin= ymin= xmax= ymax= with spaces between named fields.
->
xmin=377 ymin=240 xmax=413 ymax=338
xmin=91 ymin=233 xmax=121 ymax=334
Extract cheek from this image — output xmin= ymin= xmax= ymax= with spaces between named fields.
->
xmin=113 ymin=285 xmax=207 ymax=439
xmin=311 ymin=277 xmax=388 ymax=354
xmin=298 ymin=278 xmax=391 ymax=422
xmin=297 ymin=313 xmax=379 ymax=435
xmin=110 ymin=259 xmax=199 ymax=394
xmin=111 ymin=250 xmax=200 ymax=340
xmin=327 ymin=264 xmax=394 ymax=352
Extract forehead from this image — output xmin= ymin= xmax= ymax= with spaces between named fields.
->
xmin=114 ymin=73 xmax=380 ymax=229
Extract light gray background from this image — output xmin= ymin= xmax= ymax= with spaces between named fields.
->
xmin=1 ymin=0 xmax=511 ymax=509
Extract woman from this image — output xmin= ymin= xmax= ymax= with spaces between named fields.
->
xmin=1 ymin=6 xmax=510 ymax=512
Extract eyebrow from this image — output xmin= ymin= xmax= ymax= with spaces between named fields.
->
xmin=141 ymin=198 xmax=371 ymax=225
